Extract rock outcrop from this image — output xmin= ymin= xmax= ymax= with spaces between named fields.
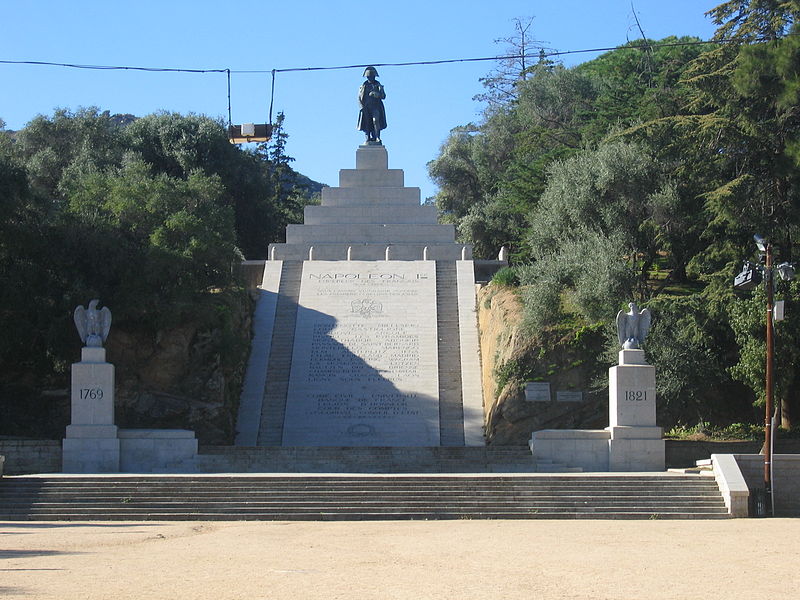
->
xmin=108 ymin=292 xmax=253 ymax=444
xmin=477 ymin=284 xmax=609 ymax=445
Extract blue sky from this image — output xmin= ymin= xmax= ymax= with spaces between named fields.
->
xmin=2 ymin=1 xmax=721 ymax=201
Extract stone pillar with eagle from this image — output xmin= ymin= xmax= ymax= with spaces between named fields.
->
xmin=607 ymin=301 xmax=664 ymax=471
xmin=62 ymin=299 xmax=120 ymax=473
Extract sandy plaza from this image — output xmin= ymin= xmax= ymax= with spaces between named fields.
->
xmin=2 ymin=518 xmax=799 ymax=600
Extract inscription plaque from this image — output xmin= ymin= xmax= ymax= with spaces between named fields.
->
xmin=556 ymin=391 xmax=583 ymax=403
xmin=525 ymin=382 xmax=551 ymax=402
xmin=281 ymin=261 xmax=440 ymax=445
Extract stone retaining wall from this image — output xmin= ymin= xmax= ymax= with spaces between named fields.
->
xmin=731 ymin=454 xmax=800 ymax=517
xmin=0 ymin=440 xmax=61 ymax=475
xmin=665 ymin=440 xmax=760 ymax=468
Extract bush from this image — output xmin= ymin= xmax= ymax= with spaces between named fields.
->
xmin=491 ymin=266 xmax=520 ymax=287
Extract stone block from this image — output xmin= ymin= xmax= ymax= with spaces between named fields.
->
xmin=285 ymin=223 xmax=456 ymax=244
xmin=532 ymin=429 xmax=611 ymax=440
xmin=118 ymin=428 xmax=195 ymax=439
xmin=70 ymin=361 xmax=115 ymax=426
xmin=607 ymin=425 xmax=663 ymax=439
xmin=321 ymin=186 xmax=421 ymax=207
xmin=356 ymin=145 xmax=389 ymax=169
xmin=304 ymin=205 xmax=438 ymax=225
xmin=530 ymin=429 xmax=611 ymax=472
xmin=81 ymin=347 xmax=106 ymax=363
xmin=608 ymin=437 xmax=665 ymax=472
xmin=62 ymin=436 xmax=120 ymax=473
xmin=609 ymin=362 xmax=657 ymax=427
xmin=65 ymin=424 xmax=118 ymax=438
xmin=339 ymin=169 xmax=404 ymax=188
xmin=619 ymin=349 xmax=647 ymax=365
xmin=118 ymin=429 xmax=198 ymax=472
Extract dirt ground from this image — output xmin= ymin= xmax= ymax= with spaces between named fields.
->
xmin=1 ymin=518 xmax=798 ymax=600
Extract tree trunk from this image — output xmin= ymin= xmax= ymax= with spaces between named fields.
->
xmin=781 ymin=380 xmax=798 ymax=429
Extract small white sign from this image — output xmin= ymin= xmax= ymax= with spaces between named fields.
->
xmin=774 ymin=300 xmax=785 ymax=322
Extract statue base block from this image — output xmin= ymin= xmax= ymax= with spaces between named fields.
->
xmin=64 ymin=355 xmax=119 ymax=473
xmin=607 ymin=426 xmax=665 ymax=472
xmin=609 ymin=350 xmax=656 ymax=428
xmin=70 ymin=360 xmax=115 ymax=426
xmin=63 ymin=434 xmax=120 ymax=473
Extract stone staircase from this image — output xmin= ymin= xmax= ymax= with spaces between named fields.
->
xmin=536 ymin=458 xmax=585 ymax=473
xmin=0 ymin=474 xmax=729 ymax=520
xmin=183 ymin=446 xmax=536 ymax=474
xmin=257 ymin=260 xmax=303 ymax=446
xmin=436 ymin=261 xmax=466 ymax=446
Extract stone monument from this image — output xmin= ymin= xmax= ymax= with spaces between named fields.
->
xmin=607 ymin=303 xmax=664 ymax=471
xmin=236 ymin=142 xmax=484 ymax=447
xmin=235 ymin=71 xmax=484 ymax=449
xmin=62 ymin=300 xmax=120 ymax=473
xmin=529 ymin=302 xmax=665 ymax=472
xmin=63 ymin=300 xmax=199 ymax=473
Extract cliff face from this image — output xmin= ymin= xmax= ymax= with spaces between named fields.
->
xmin=477 ymin=284 xmax=609 ymax=445
xmin=108 ymin=292 xmax=253 ymax=445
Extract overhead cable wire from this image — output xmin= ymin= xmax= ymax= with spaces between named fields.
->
xmin=0 ymin=35 xmax=790 ymax=76
xmin=0 ymin=59 xmax=228 ymax=73
xmin=3 ymin=35 xmax=789 ymax=128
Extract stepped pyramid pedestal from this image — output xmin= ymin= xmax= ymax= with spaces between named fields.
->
xmin=236 ymin=145 xmax=484 ymax=448
xmin=269 ymin=145 xmax=470 ymax=261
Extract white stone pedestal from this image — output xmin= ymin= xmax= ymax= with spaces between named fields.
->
xmin=62 ymin=347 xmax=120 ymax=473
xmin=606 ymin=350 xmax=664 ymax=471
xmin=529 ymin=349 xmax=665 ymax=472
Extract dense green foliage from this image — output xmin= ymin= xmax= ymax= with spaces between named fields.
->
xmin=0 ymin=109 xmax=317 ymax=384
xmin=430 ymin=1 xmax=800 ymax=427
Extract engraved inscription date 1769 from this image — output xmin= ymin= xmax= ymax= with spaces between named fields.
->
xmin=79 ymin=388 xmax=105 ymax=400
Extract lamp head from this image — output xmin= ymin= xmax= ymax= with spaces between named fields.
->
xmin=777 ymin=262 xmax=796 ymax=281
xmin=734 ymin=260 xmax=763 ymax=290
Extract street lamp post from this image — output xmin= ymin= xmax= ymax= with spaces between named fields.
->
xmin=763 ymin=240 xmax=775 ymax=516
xmin=734 ymin=234 xmax=795 ymax=516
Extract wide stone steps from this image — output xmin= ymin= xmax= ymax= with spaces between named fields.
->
xmin=184 ymin=446 xmax=536 ymax=473
xmin=0 ymin=475 xmax=729 ymax=520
